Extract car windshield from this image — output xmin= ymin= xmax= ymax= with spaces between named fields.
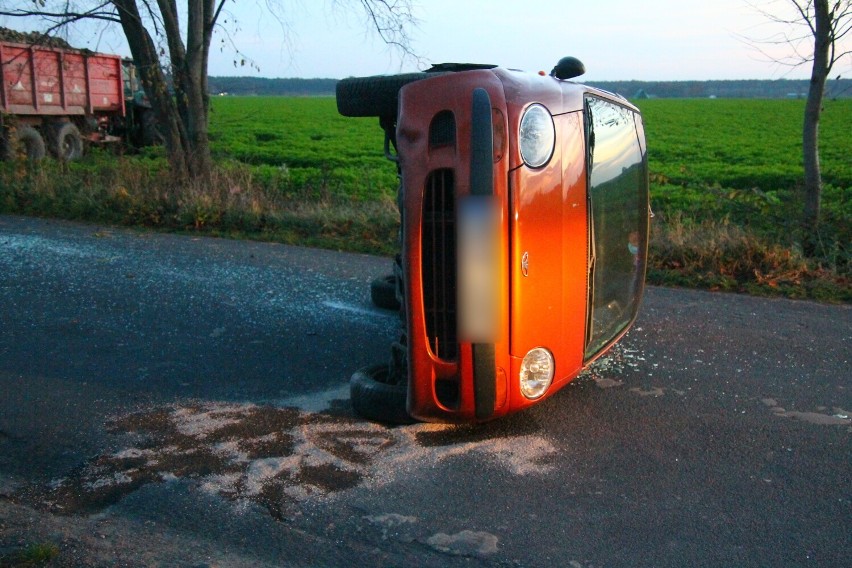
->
xmin=584 ymin=95 xmax=647 ymax=360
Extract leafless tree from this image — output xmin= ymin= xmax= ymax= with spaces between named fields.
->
xmin=0 ymin=0 xmax=417 ymax=183
xmin=747 ymin=0 xmax=852 ymax=235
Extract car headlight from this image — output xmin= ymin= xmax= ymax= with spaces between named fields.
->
xmin=520 ymin=347 xmax=554 ymax=399
xmin=519 ymin=104 xmax=555 ymax=168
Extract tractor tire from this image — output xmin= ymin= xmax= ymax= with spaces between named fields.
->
xmin=336 ymin=73 xmax=433 ymax=118
xmin=350 ymin=363 xmax=414 ymax=424
xmin=370 ymin=274 xmax=401 ymax=311
xmin=49 ymin=122 xmax=84 ymax=161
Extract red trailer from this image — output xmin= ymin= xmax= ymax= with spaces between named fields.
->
xmin=0 ymin=39 xmax=126 ymax=160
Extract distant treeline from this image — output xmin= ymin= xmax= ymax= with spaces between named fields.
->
xmin=587 ymin=79 xmax=852 ymax=99
xmin=207 ymin=75 xmax=852 ymax=99
xmin=208 ymin=77 xmax=338 ymax=96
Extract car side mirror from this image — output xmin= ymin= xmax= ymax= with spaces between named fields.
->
xmin=551 ymin=56 xmax=585 ymax=80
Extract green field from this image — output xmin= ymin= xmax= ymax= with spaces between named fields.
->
xmin=1 ymin=96 xmax=849 ymax=300
xmin=208 ymin=96 xmax=396 ymax=201
xmin=640 ymin=98 xmax=850 ymax=190
xmin=205 ymin=95 xmax=851 ymax=201
xmin=637 ymin=98 xmax=850 ymax=226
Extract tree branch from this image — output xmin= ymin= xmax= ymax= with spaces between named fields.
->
xmin=0 ymin=3 xmax=119 ymax=24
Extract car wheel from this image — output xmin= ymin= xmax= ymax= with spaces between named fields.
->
xmin=49 ymin=122 xmax=84 ymax=161
xmin=350 ymin=363 xmax=414 ymax=424
xmin=371 ymin=274 xmax=400 ymax=311
xmin=336 ymin=73 xmax=433 ymax=118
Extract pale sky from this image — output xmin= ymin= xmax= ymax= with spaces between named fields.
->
xmin=2 ymin=0 xmax=850 ymax=81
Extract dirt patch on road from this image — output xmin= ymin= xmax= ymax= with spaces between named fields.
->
xmin=12 ymin=399 xmax=555 ymax=522
xmin=15 ymin=404 xmax=394 ymax=521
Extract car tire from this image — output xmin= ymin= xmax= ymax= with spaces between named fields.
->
xmin=371 ymin=274 xmax=400 ymax=311
xmin=49 ymin=122 xmax=84 ymax=161
xmin=350 ymin=363 xmax=414 ymax=424
xmin=336 ymin=73 xmax=433 ymax=118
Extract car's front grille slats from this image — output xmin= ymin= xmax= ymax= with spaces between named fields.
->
xmin=422 ymin=168 xmax=458 ymax=361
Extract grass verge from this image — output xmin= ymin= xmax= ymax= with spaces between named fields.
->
xmin=649 ymin=212 xmax=848 ymax=302
xmin=0 ymin=155 xmax=399 ymax=256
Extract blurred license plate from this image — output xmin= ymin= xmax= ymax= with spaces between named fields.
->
xmin=457 ymin=196 xmax=498 ymax=343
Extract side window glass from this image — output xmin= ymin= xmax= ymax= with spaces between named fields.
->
xmin=584 ymin=96 xmax=646 ymax=360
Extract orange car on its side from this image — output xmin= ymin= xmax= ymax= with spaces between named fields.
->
xmin=338 ymin=57 xmax=649 ymax=423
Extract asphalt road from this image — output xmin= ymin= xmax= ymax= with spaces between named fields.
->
xmin=0 ymin=214 xmax=849 ymax=567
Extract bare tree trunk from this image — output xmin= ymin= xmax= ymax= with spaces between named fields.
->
xmin=184 ymin=0 xmax=213 ymax=181
xmin=802 ymin=0 xmax=831 ymax=231
xmin=156 ymin=0 xmax=213 ymax=183
xmin=113 ymin=0 xmax=190 ymax=180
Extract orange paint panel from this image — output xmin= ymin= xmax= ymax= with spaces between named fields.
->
xmin=557 ymin=112 xmax=589 ymax=388
xmin=509 ymin=159 xmax=565 ymax=356
xmin=508 ymin=112 xmax=588 ymax=408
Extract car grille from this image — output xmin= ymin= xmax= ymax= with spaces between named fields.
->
xmin=422 ymin=168 xmax=458 ymax=361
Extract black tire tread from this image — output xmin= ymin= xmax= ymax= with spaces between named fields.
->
xmin=350 ymin=363 xmax=413 ymax=424
xmin=336 ymin=73 xmax=432 ymax=118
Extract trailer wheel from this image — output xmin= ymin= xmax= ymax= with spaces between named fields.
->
xmin=336 ymin=73 xmax=434 ymax=118
xmin=49 ymin=123 xmax=84 ymax=161
xmin=350 ymin=363 xmax=414 ymax=424
xmin=5 ymin=126 xmax=47 ymax=161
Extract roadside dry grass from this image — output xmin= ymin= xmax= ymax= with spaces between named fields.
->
xmin=0 ymin=156 xmax=400 ymax=256
xmin=649 ymin=213 xmax=848 ymax=302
